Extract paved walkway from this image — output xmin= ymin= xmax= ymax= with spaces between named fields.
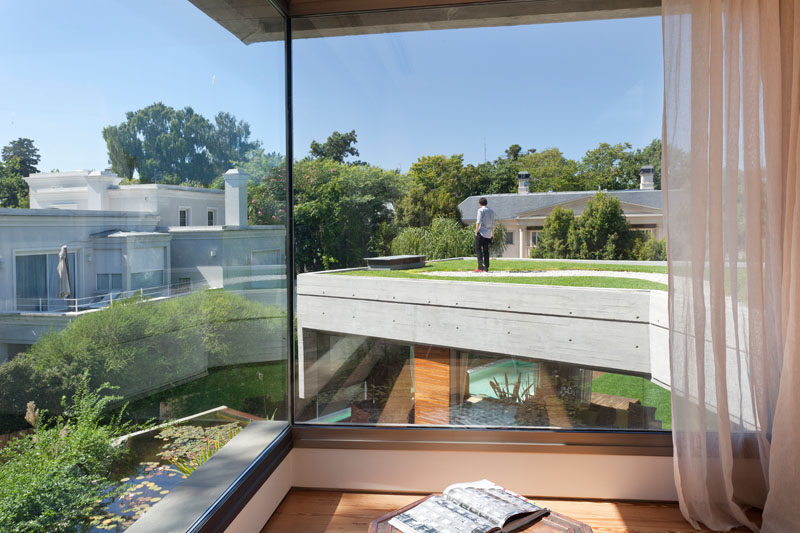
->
xmin=422 ymin=269 xmax=668 ymax=285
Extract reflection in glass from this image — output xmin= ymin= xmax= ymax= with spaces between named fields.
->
xmin=298 ymin=331 xmax=668 ymax=430
xmin=0 ymin=1 xmax=287 ymax=530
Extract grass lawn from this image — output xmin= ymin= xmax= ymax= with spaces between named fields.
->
xmin=591 ymin=373 xmax=672 ymax=429
xmin=335 ymin=269 xmax=667 ymax=291
xmin=127 ymin=361 xmax=287 ymax=422
xmin=379 ymin=259 xmax=667 ymax=274
xmin=332 ymin=258 xmax=668 ymax=291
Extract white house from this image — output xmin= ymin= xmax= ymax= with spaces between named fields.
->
xmin=459 ymin=167 xmax=663 ymax=258
xmin=0 ymin=169 xmax=285 ymax=363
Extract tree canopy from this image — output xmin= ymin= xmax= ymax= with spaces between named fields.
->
xmin=0 ymin=138 xmax=39 ymax=208
xmin=2 ymin=138 xmax=40 ymax=177
xmin=531 ymin=206 xmax=575 ymax=259
xmin=568 ymin=193 xmax=635 ymax=259
xmin=102 ymin=102 xmax=260 ymax=185
xmin=309 ymin=130 xmax=359 ymax=163
xmin=577 ymin=140 xmax=661 ymax=190
xmin=293 ymin=158 xmax=405 ymax=271
xmin=0 ymin=157 xmax=29 ymax=208
xmin=395 ymin=155 xmax=466 ymax=227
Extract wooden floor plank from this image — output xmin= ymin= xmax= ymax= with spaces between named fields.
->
xmin=261 ymin=489 xmax=761 ymax=532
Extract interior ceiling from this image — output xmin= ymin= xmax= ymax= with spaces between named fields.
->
xmin=188 ymin=0 xmax=660 ymax=42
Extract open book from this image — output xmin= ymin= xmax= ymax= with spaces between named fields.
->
xmin=388 ymin=480 xmax=549 ymax=533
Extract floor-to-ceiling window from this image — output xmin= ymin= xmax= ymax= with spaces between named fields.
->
xmin=0 ymin=2 xmax=289 ymax=531
xmin=290 ymin=3 xmax=668 ymax=432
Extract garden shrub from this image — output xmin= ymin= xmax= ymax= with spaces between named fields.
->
xmin=0 ymin=382 xmax=132 ymax=533
xmin=530 ymin=206 xmax=575 ymax=259
xmin=632 ymin=234 xmax=667 ymax=260
xmin=391 ymin=217 xmax=505 ymax=260
xmin=0 ymin=290 xmax=285 ymax=420
xmin=567 ymin=193 xmax=635 ymax=259
xmin=530 ymin=193 xmax=661 ymax=261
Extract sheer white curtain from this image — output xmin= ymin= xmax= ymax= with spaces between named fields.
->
xmin=662 ymin=1 xmax=800 ymax=530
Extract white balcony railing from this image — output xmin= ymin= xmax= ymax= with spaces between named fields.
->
xmin=7 ymin=280 xmax=210 ymax=314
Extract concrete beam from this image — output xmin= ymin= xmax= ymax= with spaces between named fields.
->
xmin=296 ymin=273 xmax=667 ymax=382
xmin=189 ymin=0 xmax=660 ymax=42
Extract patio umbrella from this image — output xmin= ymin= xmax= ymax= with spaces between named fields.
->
xmin=57 ymin=245 xmax=72 ymax=299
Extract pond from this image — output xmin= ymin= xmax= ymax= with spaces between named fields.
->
xmin=86 ymin=409 xmax=250 ymax=532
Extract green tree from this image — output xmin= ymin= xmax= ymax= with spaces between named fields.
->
xmin=248 ymin=182 xmax=286 ymax=225
xmin=531 ymin=206 xmax=575 ymax=258
xmin=237 ymin=149 xmax=286 ymax=193
xmin=632 ymin=234 xmax=666 ymax=260
xmin=395 ymin=154 xmax=467 ymax=227
xmin=207 ymin=111 xmax=261 ymax=172
xmin=0 ymin=157 xmax=29 ymax=208
xmin=477 ymin=157 xmax=519 ymax=194
xmin=294 ymin=158 xmax=405 ymax=271
xmin=517 ymin=148 xmax=581 ymax=191
xmin=309 ymin=130 xmax=359 ymax=163
xmin=2 ymin=138 xmax=40 ymax=177
xmin=578 ymin=142 xmax=637 ymax=190
xmin=567 ymin=193 xmax=634 ymax=259
xmin=504 ymin=144 xmax=522 ymax=160
xmin=102 ymin=102 xmax=258 ymax=185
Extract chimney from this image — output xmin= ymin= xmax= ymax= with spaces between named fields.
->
xmin=639 ymin=166 xmax=655 ymax=190
xmin=223 ymin=168 xmax=250 ymax=227
xmin=86 ymin=170 xmax=122 ymax=210
xmin=517 ymin=171 xmax=530 ymax=194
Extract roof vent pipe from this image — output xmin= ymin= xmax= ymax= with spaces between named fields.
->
xmin=517 ymin=171 xmax=530 ymax=195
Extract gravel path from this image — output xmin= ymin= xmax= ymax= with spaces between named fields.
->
xmin=421 ymin=269 xmax=668 ymax=285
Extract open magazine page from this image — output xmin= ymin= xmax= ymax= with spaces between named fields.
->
xmin=388 ymin=495 xmax=497 ymax=533
xmin=443 ymin=480 xmax=547 ymax=527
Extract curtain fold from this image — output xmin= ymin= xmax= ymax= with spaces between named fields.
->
xmin=662 ymin=0 xmax=800 ymax=530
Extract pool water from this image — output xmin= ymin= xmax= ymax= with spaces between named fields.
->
xmin=85 ymin=412 xmax=248 ymax=532
xmin=467 ymin=359 xmax=539 ymax=399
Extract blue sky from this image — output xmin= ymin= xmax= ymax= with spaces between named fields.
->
xmin=0 ymin=2 xmax=662 ymax=174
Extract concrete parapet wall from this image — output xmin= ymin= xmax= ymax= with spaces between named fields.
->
xmin=297 ymin=272 xmax=670 ymax=391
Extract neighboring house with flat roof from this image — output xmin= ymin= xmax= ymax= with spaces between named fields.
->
xmin=459 ymin=167 xmax=662 ymax=258
xmin=0 ymin=168 xmax=285 ymax=363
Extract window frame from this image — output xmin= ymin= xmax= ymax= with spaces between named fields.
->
xmin=130 ymin=4 xmax=675 ymax=530
xmin=179 ymin=207 xmax=191 ymax=226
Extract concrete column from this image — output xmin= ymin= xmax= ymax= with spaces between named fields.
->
xmin=223 ymin=168 xmax=250 ymax=227
xmin=519 ymin=226 xmax=525 ymax=258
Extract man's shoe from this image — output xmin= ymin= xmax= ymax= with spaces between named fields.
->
xmin=472 ymin=269 xmax=482 ymax=273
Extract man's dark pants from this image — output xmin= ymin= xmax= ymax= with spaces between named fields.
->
xmin=475 ymin=235 xmax=491 ymax=271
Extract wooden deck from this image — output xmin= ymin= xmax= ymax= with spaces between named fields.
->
xmin=262 ymin=489 xmax=761 ymax=532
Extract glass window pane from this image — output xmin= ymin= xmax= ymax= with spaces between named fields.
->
xmin=0 ymin=1 xmax=287 ymax=530
xmin=130 ymin=270 xmax=163 ymax=290
xmin=292 ymin=6 xmax=665 ymax=432
xmin=15 ymin=254 xmax=47 ymax=310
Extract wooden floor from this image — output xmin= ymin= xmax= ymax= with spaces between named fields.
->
xmin=261 ymin=489 xmax=761 ymax=532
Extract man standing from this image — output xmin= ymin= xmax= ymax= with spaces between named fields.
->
xmin=474 ymin=197 xmax=495 ymax=272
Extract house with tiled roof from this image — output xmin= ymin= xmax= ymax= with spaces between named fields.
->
xmin=459 ymin=167 xmax=662 ymax=258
